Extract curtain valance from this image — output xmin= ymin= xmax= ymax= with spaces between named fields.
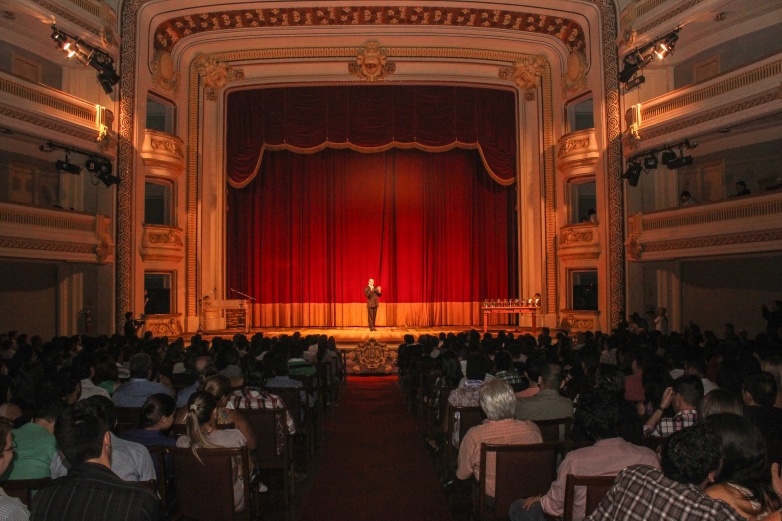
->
xmin=225 ymin=85 xmax=517 ymax=188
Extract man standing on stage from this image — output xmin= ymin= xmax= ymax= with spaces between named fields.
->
xmin=364 ymin=278 xmax=382 ymax=331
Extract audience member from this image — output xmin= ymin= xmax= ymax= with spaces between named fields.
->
xmin=643 ymin=375 xmax=702 ymax=437
xmin=704 ymin=413 xmax=780 ymax=518
xmin=698 ymin=389 xmax=743 ymax=420
xmin=510 ymin=390 xmax=659 ymax=521
xmin=493 ymin=351 xmax=523 ymax=391
xmin=51 ymin=396 xmax=156 ymax=482
xmin=176 ymin=356 xmax=215 ymax=408
xmin=585 ymin=423 xmax=744 ymax=520
xmin=734 ymin=181 xmax=752 ymax=197
xmin=741 ymin=371 xmax=782 ymax=438
xmin=118 ymin=393 xmax=177 ymax=480
xmin=177 ymin=391 xmax=253 ymax=510
xmin=514 ymin=364 xmax=573 ymax=421
xmin=456 ymin=379 xmax=542 ymax=503
xmin=0 ymin=417 xmax=30 ymax=520
xmin=30 ymin=401 xmax=164 ymax=521
xmin=112 ymin=354 xmax=174 ymax=407
xmin=1 ymin=397 xmax=62 ymax=481
xmin=762 ymin=356 xmax=782 ymax=409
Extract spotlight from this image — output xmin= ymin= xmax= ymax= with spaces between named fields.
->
xmin=97 ymin=172 xmax=120 ymax=187
xmin=666 ymin=149 xmax=694 ymax=170
xmin=55 ymin=153 xmax=82 ymax=175
xmin=619 ymin=60 xmax=640 ymax=84
xmin=624 ymin=75 xmax=646 ymax=90
xmin=644 ymin=155 xmax=658 ymax=170
xmin=50 ymin=25 xmax=120 ymax=95
xmin=654 ymin=31 xmax=679 ymax=59
xmin=660 ymin=149 xmax=677 ymax=165
xmin=622 ymin=161 xmax=643 ymax=187
xmin=85 ymin=157 xmax=112 ymax=174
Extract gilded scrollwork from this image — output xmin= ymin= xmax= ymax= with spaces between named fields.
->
xmin=150 ymin=138 xmax=184 ymax=158
xmin=560 ymin=229 xmax=594 ymax=245
xmin=193 ymin=53 xmax=244 ymax=101
xmin=499 ymin=54 xmax=547 ymax=100
xmin=350 ymin=339 xmax=396 ymax=373
xmin=349 ymin=41 xmax=395 ymax=82
xmin=151 ymin=50 xmax=181 ymax=96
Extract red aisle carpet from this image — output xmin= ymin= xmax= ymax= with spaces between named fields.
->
xmin=298 ymin=376 xmax=452 ymax=521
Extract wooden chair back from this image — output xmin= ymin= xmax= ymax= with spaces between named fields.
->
xmin=445 ymin=405 xmax=483 ymax=466
xmin=533 ymin=417 xmax=572 ymax=442
xmin=114 ymin=407 xmax=142 ymax=434
xmin=563 ymin=474 xmax=617 ymax=521
xmin=0 ymin=478 xmax=52 ymax=507
xmin=163 ymin=446 xmax=253 ymax=521
xmin=241 ymin=408 xmax=294 ymax=504
xmin=267 ymin=385 xmax=311 ymax=456
xmin=289 ymin=374 xmax=322 ymax=442
xmin=476 ymin=442 xmax=564 ymax=521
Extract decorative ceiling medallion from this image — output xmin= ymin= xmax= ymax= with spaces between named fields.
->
xmin=349 ymin=41 xmax=395 ymax=81
xmin=498 ymin=54 xmax=547 ymax=100
xmin=193 ymin=53 xmax=244 ymax=101
xmin=153 ymin=7 xmax=586 ymax=55
xmin=151 ymin=50 xmax=181 ymax=96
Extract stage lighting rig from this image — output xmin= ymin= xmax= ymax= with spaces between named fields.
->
xmin=619 ymin=28 xmax=681 ymax=91
xmin=51 ymin=25 xmax=119 ymax=94
xmin=623 ymin=138 xmax=698 ymax=187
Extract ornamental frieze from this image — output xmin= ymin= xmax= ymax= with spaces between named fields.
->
xmin=193 ymin=53 xmax=244 ymax=101
xmin=153 ymin=7 xmax=586 ymax=56
xmin=499 ymin=54 xmax=547 ymax=100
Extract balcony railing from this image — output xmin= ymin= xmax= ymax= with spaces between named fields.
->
xmin=626 ymin=190 xmax=782 ymax=261
xmin=0 ymin=202 xmax=114 ymax=264
xmin=0 ymin=70 xmax=113 ymax=138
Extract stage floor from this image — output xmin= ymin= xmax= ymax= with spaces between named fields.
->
xmin=199 ymin=325 xmax=534 ymax=348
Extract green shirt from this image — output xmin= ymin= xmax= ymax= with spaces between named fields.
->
xmin=2 ymin=422 xmax=57 ymax=480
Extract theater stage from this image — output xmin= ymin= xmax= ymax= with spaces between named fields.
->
xmin=198 ymin=325 xmax=535 ymax=349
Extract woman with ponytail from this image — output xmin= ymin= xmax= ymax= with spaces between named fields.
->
xmin=174 ymin=374 xmax=257 ymax=452
xmin=176 ymin=391 xmax=252 ymax=511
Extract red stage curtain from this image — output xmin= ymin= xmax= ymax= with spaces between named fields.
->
xmin=226 ymin=86 xmax=517 ymax=188
xmin=226 ymin=148 xmax=517 ymax=327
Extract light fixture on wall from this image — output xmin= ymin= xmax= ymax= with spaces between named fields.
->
xmin=55 ymin=152 xmax=82 ymax=175
xmin=51 ymin=25 xmax=120 ymax=94
xmin=619 ymin=28 xmax=681 ymax=91
xmin=622 ymin=160 xmax=643 ymax=187
xmin=643 ymin=155 xmax=658 ymax=170
xmin=660 ymin=148 xmax=678 ymax=166
xmin=666 ymin=147 xmax=695 ymax=170
xmin=86 ymin=156 xmax=119 ymax=186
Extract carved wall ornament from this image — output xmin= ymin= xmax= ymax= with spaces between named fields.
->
xmin=558 ymin=138 xmax=591 ymax=157
xmin=148 ymin=229 xmax=184 ymax=247
xmin=560 ymin=228 xmax=594 ymax=245
xmin=562 ymin=50 xmax=589 ymax=98
xmin=151 ymin=138 xmax=184 ymax=158
xmin=95 ymin=215 xmax=114 ymax=263
xmin=101 ymin=24 xmax=118 ymax=48
xmin=144 ymin=315 xmax=184 ymax=336
xmin=193 ymin=53 xmax=244 ymax=101
xmin=625 ymin=234 xmax=644 ymax=261
xmin=349 ymin=41 xmax=395 ymax=82
xmin=499 ymin=54 xmax=547 ymax=100
xmin=560 ymin=313 xmax=595 ymax=331
xmin=350 ymin=339 xmax=396 ymax=374
xmin=151 ymin=50 xmax=181 ymax=96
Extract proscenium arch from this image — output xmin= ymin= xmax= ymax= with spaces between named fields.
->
xmin=117 ymin=0 xmax=624 ymax=331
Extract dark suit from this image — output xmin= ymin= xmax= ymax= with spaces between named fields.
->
xmin=364 ymin=286 xmax=381 ymax=330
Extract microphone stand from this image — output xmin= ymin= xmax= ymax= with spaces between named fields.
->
xmin=230 ymin=288 xmax=256 ymax=333
xmin=196 ymin=288 xmax=217 ymax=334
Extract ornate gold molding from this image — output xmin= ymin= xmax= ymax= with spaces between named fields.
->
xmin=0 ymin=104 xmax=99 ymax=144
xmin=560 ymin=228 xmax=594 ymax=245
xmin=498 ymin=54 xmax=547 ymax=101
xmin=349 ymin=41 xmax=395 ymax=81
xmin=559 ymin=310 xmax=600 ymax=331
xmin=193 ymin=53 xmax=244 ymax=101
xmin=143 ymin=314 xmax=184 ymax=336
xmin=635 ymin=0 xmax=706 ymax=37
xmin=561 ymin=50 xmax=588 ymax=98
xmin=643 ymin=228 xmax=782 ymax=254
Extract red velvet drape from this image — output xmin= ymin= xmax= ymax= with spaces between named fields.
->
xmin=226 ymin=148 xmax=517 ymax=327
xmin=226 ymin=86 xmax=517 ymax=187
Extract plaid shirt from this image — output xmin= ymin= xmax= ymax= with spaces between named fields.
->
xmin=448 ymin=380 xmax=483 ymax=448
xmin=230 ymin=387 xmax=296 ymax=454
xmin=586 ymin=465 xmax=744 ymax=521
xmin=644 ymin=409 xmax=697 ymax=437
xmin=494 ymin=370 xmax=523 ymax=386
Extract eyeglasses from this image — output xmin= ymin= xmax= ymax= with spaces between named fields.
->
xmin=1 ymin=442 xmax=17 ymax=453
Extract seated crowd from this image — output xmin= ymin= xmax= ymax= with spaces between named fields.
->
xmin=396 ymin=303 xmax=782 ymax=520
xmin=0 ymin=329 xmax=341 ymax=520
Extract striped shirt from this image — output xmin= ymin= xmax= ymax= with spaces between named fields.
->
xmin=30 ymin=462 xmax=163 ymax=521
xmin=229 ymin=388 xmax=295 ymax=455
xmin=0 ymin=490 xmax=29 ymax=521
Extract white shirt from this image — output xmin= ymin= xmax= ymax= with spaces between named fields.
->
xmin=0 ymin=490 xmax=29 ymax=521
xmin=51 ymin=433 xmax=155 ymax=482
xmin=654 ymin=315 xmax=669 ymax=335
xmin=79 ymin=379 xmax=111 ymax=401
